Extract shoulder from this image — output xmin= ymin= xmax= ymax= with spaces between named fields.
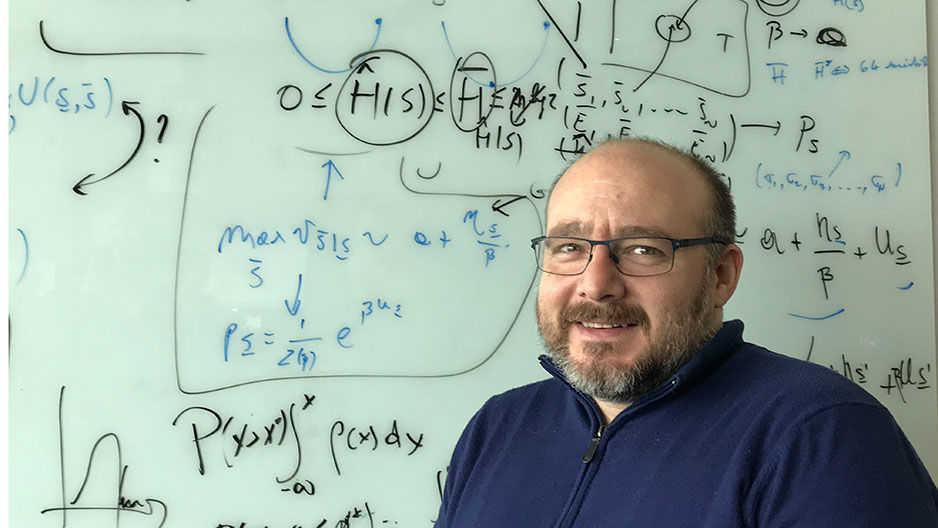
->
xmin=719 ymin=339 xmax=883 ymax=413
xmin=682 ymin=335 xmax=893 ymax=453
xmin=685 ymin=321 xmax=881 ymax=416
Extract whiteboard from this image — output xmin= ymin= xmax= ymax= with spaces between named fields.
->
xmin=9 ymin=1 xmax=936 ymax=526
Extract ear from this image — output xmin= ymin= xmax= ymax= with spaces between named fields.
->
xmin=712 ymin=243 xmax=743 ymax=308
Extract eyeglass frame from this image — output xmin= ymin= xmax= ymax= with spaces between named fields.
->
xmin=530 ymin=235 xmax=729 ymax=277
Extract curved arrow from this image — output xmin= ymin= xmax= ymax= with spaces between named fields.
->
xmin=73 ymin=101 xmax=144 ymax=195
xmin=285 ymin=16 xmax=382 ymax=74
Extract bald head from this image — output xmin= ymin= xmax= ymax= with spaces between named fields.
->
xmin=548 ymin=138 xmax=736 ymax=264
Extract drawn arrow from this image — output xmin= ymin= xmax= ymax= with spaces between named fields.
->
xmin=320 ymin=160 xmax=344 ymax=200
xmin=73 ymin=100 xmax=144 ymax=195
xmin=790 ymin=29 xmax=808 ymax=38
xmin=285 ymin=274 xmax=302 ymax=316
xmin=491 ymin=195 xmax=525 ymax=217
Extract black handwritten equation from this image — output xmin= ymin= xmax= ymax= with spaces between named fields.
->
xmin=12 ymin=1 xmax=922 ymax=199
xmin=734 ymin=206 xmax=933 ymax=403
xmin=742 ymin=210 xmax=914 ymax=299
xmin=10 ymin=2 xmax=934 ymax=528
xmin=172 ymin=391 xmax=427 ymax=527
xmin=171 ymin=392 xmax=425 ymax=480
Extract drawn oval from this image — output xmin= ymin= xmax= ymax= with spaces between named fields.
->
xmin=335 ymin=49 xmax=435 ymax=146
xmin=655 ymin=15 xmax=692 ymax=43
xmin=449 ymin=51 xmax=497 ymax=133
xmin=817 ymin=27 xmax=847 ymax=47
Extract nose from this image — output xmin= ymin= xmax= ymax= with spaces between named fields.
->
xmin=578 ymin=244 xmax=627 ymax=301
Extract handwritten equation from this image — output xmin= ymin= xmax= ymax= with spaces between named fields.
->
xmin=9 ymin=2 xmax=935 ymax=528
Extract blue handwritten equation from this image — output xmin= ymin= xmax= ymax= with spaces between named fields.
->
xmin=753 ymin=150 xmax=903 ymax=195
xmin=9 ymin=76 xmax=113 ymax=132
xmin=814 ymin=55 xmax=927 ymax=79
xmin=214 ymin=205 xmax=515 ymax=377
xmin=219 ymin=208 xmax=510 ymax=267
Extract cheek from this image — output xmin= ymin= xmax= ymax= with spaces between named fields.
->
xmin=536 ymin=278 xmax=568 ymax=311
xmin=647 ymin=277 xmax=710 ymax=322
xmin=637 ymin=285 xmax=684 ymax=322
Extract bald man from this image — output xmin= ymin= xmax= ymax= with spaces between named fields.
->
xmin=436 ymin=138 xmax=938 ymax=527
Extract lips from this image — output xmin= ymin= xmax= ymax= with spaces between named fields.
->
xmin=562 ymin=303 xmax=650 ymax=332
xmin=580 ymin=322 xmax=624 ymax=329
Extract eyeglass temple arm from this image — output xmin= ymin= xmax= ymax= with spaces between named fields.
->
xmin=675 ymin=236 xmax=728 ymax=248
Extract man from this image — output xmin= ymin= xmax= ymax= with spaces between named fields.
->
xmin=436 ymin=138 xmax=938 ymax=526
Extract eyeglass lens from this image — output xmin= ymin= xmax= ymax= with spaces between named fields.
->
xmin=535 ymin=237 xmax=675 ymax=276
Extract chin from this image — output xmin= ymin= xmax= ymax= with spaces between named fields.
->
xmin=569 ymin=339 xmax=644 ymax=369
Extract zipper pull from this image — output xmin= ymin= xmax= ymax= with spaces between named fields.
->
xmin=581 ymin=425 xmax=606 ymax=463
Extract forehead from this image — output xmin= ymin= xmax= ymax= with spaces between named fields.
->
xmin=546 ymin=143 xmax=710 ymax=237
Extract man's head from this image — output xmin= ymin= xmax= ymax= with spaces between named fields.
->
xmin=535 ymin=138 xmax=743 ymax=405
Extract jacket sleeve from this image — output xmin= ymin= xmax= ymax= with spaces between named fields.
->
xmin=749 ymin=402 xmax=938 ymax=527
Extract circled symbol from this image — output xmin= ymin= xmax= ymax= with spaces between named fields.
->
xmin=655 ymin=15 xmax=692 ymax=43
xmin=335 ymin=49 xmax=435 ymax=146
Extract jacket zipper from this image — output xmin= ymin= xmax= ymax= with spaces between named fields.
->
xmin=581 ymin=424 xmax=606 ymax=463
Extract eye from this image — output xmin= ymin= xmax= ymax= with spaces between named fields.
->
xmin=629 ymin=245 xmax=662 ymax=257
xmin=615 ymin=239 xmax=670 ymax=262
xmin=554 ymin=240 xmax=587 ymax=254
xmin=544 ymin=238 xmax=590 ymax=259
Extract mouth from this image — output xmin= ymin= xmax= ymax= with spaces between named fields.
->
xmin=557 ymin=303 xmax=650 ymax=340
xmin=574 ymin=321 xmax=642 ymax=338
xmin=579 ymin=321 xmax=638 ymax=329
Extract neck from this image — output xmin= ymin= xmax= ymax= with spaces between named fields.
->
xmin=594 ymin=398 xmax=629 ymax=425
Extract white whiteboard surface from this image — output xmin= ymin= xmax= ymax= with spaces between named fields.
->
xmin=10 ymin=1 xmax=936 ymax=526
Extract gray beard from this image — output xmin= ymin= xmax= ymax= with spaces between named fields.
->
xmin=537 ymin=279 xmax=716 ymax=404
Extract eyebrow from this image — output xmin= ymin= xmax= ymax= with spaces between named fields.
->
xmin=547 ymin=221 xmax=673 ymax=238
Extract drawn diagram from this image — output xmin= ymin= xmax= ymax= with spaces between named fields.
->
xmin=601 ymin=0 xmax=752 ymax=97
xmin=173 ymin=105 xmax=541 ymax=393
xmin=8 ymin=2 xmax=935 ymax=528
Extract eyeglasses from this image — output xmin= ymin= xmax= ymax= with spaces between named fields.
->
xmin=530 ymin=235 xmax=728 ymax=277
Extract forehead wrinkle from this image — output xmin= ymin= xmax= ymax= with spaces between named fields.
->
xmin=547 ymin=220 xmax=674 ymax=239
xmin=547 ymin=220 xmax=589 ymax=237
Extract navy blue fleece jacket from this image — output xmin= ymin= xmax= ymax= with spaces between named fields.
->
xmin=436 ymin=321 xmax=938 ymax=527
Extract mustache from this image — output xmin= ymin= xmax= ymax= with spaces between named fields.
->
xmin=560 ymin=302 xmax=651 ymax=329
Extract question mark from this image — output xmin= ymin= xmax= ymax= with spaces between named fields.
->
xmin=156 ymin=114 xmax=168 ymax=143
